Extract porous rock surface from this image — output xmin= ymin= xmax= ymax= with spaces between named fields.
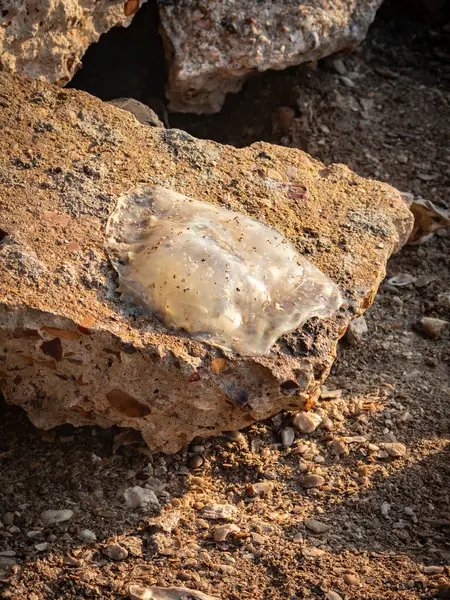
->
xmin=159 ymin=0 xmax=384 ymax=113
xmin=0 ymin=0 xmax=145 ymax=85
xmin=0 ymin=73 xmax=413 ymax=452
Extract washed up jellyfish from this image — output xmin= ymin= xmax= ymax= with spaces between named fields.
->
xmin=106 ymin=186 xmax=343 ymax=356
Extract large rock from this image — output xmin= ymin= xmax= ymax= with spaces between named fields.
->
xmin=0 ymin=73 xmax=413 ymax=452
xmin=0 ymin=0 xmax=145 ymax=85
xmin=159 ymin=0 xmax=384 ymax=113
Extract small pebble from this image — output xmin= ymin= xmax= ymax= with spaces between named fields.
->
xmin=293 ymin=412 xmax=322 ymax=433
xmin=331 ymin=439 xmax=348 ymax=455
xmin=40 ymin=509 xmax=73 ymax=527
xmin=379 ymin=442 xmax=406 ymax=458
xmin=374 ymin=66 xmax=399 ymax=79
xmin=223 ymin=431 xmax=247 ymax=445
xmin=303 ymin=474 xmax=325 ymax=489
xmin=296 ymin=442 xmax=309 ymax=454
xmin=150 ymin=511 xmax=181 ymax=533
xmin=343 ymin=573 xmax=360 ymax=586
xmin=331 ymin=58 xmax=346 ymax=75
xmin=321 ymin=417 xmax=334 ymax=431
xmin=3 ymin=513 xmax=14 ymax=526
xmin=357 ymin=465 xmax=368 ymax=477
xmin=0 ymin=557 xmax=17 ymax=569
xmin=302 ymin=546 xmax=325 ymax=559
xmin=381 ymin=502 xmax=391 ymax=517
xmin=345 ymin=316 xmax=368 ymax=345
xmin=129 ymin=586 xmax=217 ymax=600
xmin=320 ymin=387 xmax=342 ymax=400
xmin=187 ymin=455 xmax=204 ymax=470
xmin=191 ymin=444 xmax=205 ymax=453
xmin=418 ymin=317 xmax=449 ymax=339
xmin=340 ymin=76 xmax=355 ymax=88
xmin=79 ymin=529 xmax=97 ymax=543
xmin=123 ymin=486 xmax=159 ymax=509
xmin=196 ymin=518 xmax=209 ymax=529
xmin=35 ymin=542 xmax=49 ymax=552
xmin=304 ymin=518 xmax=329 ymax=534
xmin=27 ymin=530 xmax=42 ymax=538
xmin=213 ymin=524 xmax=240 ymax=542
xmin=103 ymin=544 xmax=128 ymax=561
xmin=129 ymin=584 xmax=152 ymax=600
xmin=326 ymin=591 xmax=343 ymax=600
xmin=422 ymin=566 xmax=444 ymax=574
xmin=201 ymin=504 xmax=238 ymax=520
xmin=251 ymin=532 xmax=265 ymax=545
xmin=281 ymin=427 xmax=295 ymax=447
xmin=247 ymin=481 xmax=274 ymax=497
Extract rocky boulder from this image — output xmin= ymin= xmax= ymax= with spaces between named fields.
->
xmin=0 ymin=0 xmax=145 ymax=85
xmin=0 ymin=73 xmax=413 ymax=452
xmin=159 ymin=0 xmax=384 ymax=113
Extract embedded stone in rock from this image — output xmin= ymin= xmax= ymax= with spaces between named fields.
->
xmin=106 ymin=186 xmax=343 ymax=356
xmin=159 ymin=0 xmax=384 ymax=113
xmin=0 ymin=1 xmax=145 ymax=85
xmin=107 ymin=99 xmax=165 ymax=128
xmin=0 ymin=73 xmax=413 ymax=452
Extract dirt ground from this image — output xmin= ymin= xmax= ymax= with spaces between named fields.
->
xmin=1 ymin=2 xmax=449 ymax=599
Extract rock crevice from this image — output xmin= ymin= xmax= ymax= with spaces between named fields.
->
xmin=0 ymin=0 xmax=145 ymax=85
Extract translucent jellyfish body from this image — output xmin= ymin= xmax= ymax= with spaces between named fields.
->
xmin=106 ymin=186 xmax=342 ymax=356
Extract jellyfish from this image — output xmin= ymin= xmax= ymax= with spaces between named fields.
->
xmin=106 ymin=186 xmax=342 ymax=356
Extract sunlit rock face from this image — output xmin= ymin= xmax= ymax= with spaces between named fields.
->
xmin=0 ymin=73 xmax=414 ymax=450
xmin=159 ymin=0 xmax=384 ymax=113
xmin=106 ymin=186 xmax=343 ymax=355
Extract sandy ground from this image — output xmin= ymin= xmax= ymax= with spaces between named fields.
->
xmin=1 ymin=2 xmax=449 ymax=599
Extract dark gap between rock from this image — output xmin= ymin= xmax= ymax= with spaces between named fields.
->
xmin=67 ymin=0 xmax=167 ymax=122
